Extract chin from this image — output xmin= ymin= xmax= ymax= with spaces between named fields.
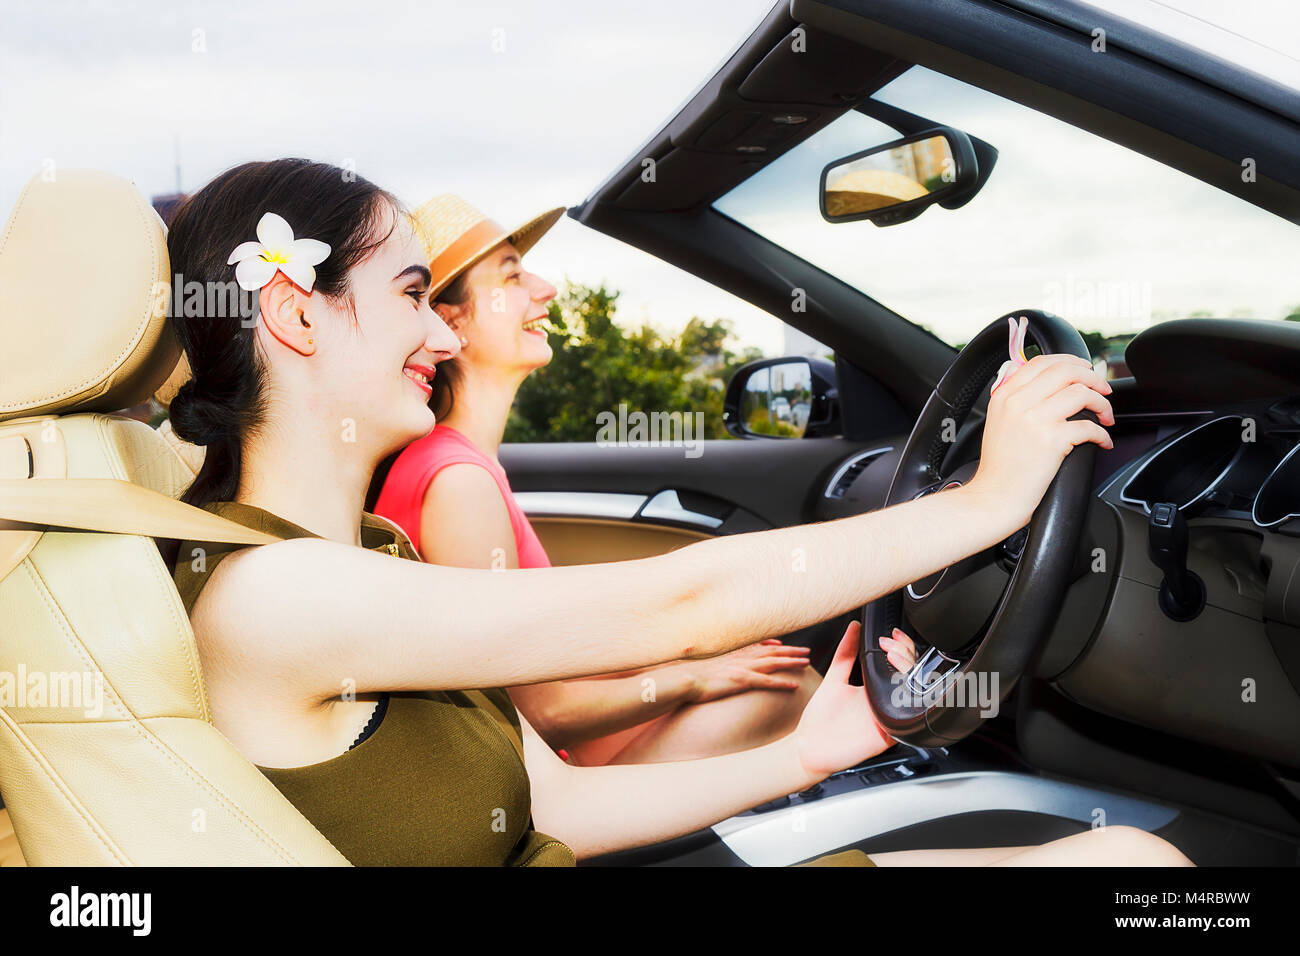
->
xmin=525 ymin=342 xmax=553 ymax=370
xmin=393 ymin=403 xmax=437 ymax=446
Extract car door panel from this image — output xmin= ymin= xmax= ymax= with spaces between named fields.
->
xmin=529 ymin=516 xmax=711 ymax=566
xmin=501 ymin=437 xmax=888 ymax=529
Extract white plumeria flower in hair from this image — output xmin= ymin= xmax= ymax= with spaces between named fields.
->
xmin=226 ymin=212 xmax=331 ymax=293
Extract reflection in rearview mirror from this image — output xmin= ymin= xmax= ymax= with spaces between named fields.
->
xmin=823 ymin=134 xmax=955 ymax=218
xmin=818 ymin=126 xmax=986 ymax=227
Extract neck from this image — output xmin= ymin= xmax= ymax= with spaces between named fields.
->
xmin=235 ymin=410 xmax=378 ymax=548
xmin=440 ymin=362 xmax=527 ymax=459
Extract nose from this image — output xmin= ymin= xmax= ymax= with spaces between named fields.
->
xmin=526 ymin=270 xmax=557 ymax=307
xmin=422 ymin=298 xmax=461 ymax=360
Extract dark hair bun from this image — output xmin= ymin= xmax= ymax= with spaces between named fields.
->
xmin=168 ymin=380 xmax=227 ymax=447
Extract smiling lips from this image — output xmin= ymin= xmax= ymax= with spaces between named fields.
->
xmin=403 ymin=363 xmax=435 ymax=395
xmin=523 ymin=317 xmax=547 ymax=336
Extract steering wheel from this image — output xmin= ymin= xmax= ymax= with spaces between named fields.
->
xmin=861 ymin=310 xmax=1098 ymax=747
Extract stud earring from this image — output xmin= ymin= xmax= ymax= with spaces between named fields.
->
xmin=308 ymin=338 xmax=314 ymax=345
xmin=460 ymin=336 xmax=468 ymax=346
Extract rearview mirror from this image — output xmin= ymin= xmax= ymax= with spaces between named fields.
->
xmin=723 ymin=356 xmax=839 ymax=439
xmin=819 ymin=128 xmax=978 ymax=226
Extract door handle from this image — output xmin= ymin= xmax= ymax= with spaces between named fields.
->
xmin=637 ymin=490 xmax=727 ymax=530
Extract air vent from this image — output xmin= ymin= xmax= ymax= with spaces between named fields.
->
xmin=825 ymin=447 xmax=892 ymax=500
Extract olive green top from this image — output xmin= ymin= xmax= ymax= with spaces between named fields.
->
xmin=172 ymin=501 xmax=575 ymax=867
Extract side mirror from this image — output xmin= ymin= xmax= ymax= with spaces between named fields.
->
xmin=819 ymin=127 xmax=978 ymax=226
xmin=723 ymin=356 xmax=839 ymax=439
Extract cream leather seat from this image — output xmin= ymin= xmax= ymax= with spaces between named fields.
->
xmin=153 ymin=354 xmax=204 ymax=478
xmin=0 ymin=170 xmax=348 ymax=865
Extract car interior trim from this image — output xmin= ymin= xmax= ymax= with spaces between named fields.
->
xmin=513 ymin=491 xmax=648 ymax=521
xmin=638 ymin=489 xmax=725 ymax=530
xmin=711 ymin=769 xmax=1180 ymax=867
xmin=822 ymin=446 xmax=894 ymax=499
xmin=1118 ymin=414 xmax=1246 ymax=514
xmin=1251 ymin=440 xmax=1300 ymax=529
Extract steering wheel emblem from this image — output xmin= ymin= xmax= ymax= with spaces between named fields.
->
xmin=904 ymin=645 xmax=962 ymax=698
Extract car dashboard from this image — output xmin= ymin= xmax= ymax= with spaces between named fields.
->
xmin=812 ymin=318 xmax=1300 ymax=770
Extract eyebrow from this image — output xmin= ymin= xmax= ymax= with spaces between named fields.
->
xmin=393 ymin=265 xmax=432 ymax=285
xmin=498 ymin=253 xmax=521 ymax=269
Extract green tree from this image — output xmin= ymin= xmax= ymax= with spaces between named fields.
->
xmin=506 ymin=282 xmax=760 ymax=443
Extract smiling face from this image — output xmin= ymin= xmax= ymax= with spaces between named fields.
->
xmin=295 ymin=209 xmax=461 ymax=456
xmin=435 ymin=241 xmax=558 ymax=378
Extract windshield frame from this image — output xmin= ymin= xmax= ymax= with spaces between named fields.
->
xmin=711 ymin=61 xmax=1300 ymax=351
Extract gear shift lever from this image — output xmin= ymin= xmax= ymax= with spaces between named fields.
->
xmin=1148 ymin=502 xmax=1205 ymax=621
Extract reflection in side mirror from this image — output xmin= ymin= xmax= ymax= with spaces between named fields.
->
xmin=819 ymin=127 xmax=978 ymax=226
xmin=740 ymin=362 xmax=811 ymax=438
xmin=724 ymin=356 xmax=839 ymax=439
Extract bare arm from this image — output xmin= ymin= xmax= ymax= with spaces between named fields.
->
xmin=525 ymin=621 xmax=885 ymax=857
xmin=419 ymin=463 xmax=805 ymax=748
xmin=418 ymin=465 xmax=702 ymax=741
xmin=508 ymin=670 xmax=695 ymax=747
xmin=513 ymin=643 xmax=810 ymax=747
xmin=192 ymin=354 xmax=1113 ymax=706
xmin=523 ymin=710 xmax=824 ymax=857
xmin=197 ymin=473 xmax=1002 ymax=699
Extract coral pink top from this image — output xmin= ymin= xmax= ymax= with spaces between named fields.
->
xmin=374 ymin=425 xmax=551 ymax=569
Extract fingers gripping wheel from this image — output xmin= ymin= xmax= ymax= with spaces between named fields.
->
xmin=861 ymin=311 xmax=1099 ymax=746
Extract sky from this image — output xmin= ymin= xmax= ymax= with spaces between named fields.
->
xmin=2 ymin=0 xmax=1297 ymax=352
xmin=0 ymin=0 xmax=789 ymax=353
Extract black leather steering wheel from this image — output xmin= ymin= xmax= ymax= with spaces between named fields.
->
xmin=862 ymin=310 xmax=1098 ymax=747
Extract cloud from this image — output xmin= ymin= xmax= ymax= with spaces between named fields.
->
xmin=0 ymin=0 xmax=788 ymax=351
xmin=4 ymin=0 xmax=1294 ymax=355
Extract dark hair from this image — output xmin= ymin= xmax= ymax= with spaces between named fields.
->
xmin=167 ymin=159 xmax=400 ymax=510
xmin=426 ymin=271 xmax=472 ymax=421
xmin=363 ymin=270 xmax=472 ymax=512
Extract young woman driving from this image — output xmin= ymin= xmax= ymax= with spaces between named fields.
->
xmin=370 ymin=194 xmax=827 ymax=767
xmin=164 ymin=158 xmax=1191 ymax=866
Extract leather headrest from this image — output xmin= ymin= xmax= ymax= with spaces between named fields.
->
xmin=153 ymin=351 xmax=192 ymax=410
xmin=0 ymin=170 xmax=180 ymax=423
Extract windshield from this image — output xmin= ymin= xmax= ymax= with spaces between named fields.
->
xmin=714 ymin=66 xmax=1300 ymax=353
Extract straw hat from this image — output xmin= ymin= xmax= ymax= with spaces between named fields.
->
xmin=410 ymin=194 xmax=565 ymax=299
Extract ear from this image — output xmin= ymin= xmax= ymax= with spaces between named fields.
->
xmin=434 ymin=300 xmax=470 ymax=332
xmin=258 ymin=272 xmax=317 ymax=356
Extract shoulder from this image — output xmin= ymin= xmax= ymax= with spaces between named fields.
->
xmin=382 ymin=428 xmax=492 ymax=509
xmin=171 ymin=501 xmax=301 ymax=615
xmin=421 ymin=462 xmax=513 ymax=532
xmin=424 ymin=460 xmax=507 ymax=507
xmin=186 ymin=534 xmax=391 ymax=689
xmin=419 ymin=464 xmax=517 ymax=566
xmin=187 ymin=536 xmax=325 ymax=638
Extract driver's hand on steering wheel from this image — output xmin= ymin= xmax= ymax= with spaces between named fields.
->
xmin=878 ymin=628 xmax=917 ymax=673
xmin=969 ymin=351 xmax=1115 ymax=531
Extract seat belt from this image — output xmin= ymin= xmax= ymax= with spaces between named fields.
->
xmin=0 ymin=478 xmax=284 ymax=546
